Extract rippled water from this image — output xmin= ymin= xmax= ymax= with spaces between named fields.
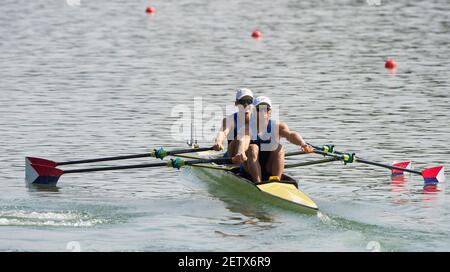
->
xmin=1 ymin=0 xmax=449 ymax=251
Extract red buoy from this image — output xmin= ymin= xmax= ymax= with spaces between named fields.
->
xmin=251 ymin=30 xmax=262 ymax=39
xmin=145 ymin=6 xmax=155 ymax=14
xmin=385 ymin=58 xmax=397 ymax=69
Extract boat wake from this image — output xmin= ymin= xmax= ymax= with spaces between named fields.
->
xmin=0 ymin=210 xmax=108 ymax=227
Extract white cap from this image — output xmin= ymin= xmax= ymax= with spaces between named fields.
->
xmin=253 ymin=96 xmax=272 ymax=108
xmin=235 ymin=88 xmax=254 ymax=101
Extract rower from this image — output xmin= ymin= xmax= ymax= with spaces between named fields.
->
xmin=212 ymin=88 xmax=254 ymax=162
xmin=244 ymin=96 xmax=314 ymax=183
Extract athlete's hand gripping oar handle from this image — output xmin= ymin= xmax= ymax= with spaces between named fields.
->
xmin=25 ymin=147 xmax=214 ymax=167
xmin=26 ymin=157 xmax=231 ymax=186
xmin=309 ymin=144 xmax=445 ymax=186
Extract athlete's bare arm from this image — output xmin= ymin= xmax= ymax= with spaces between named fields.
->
xmin=213 ymin=116 xmax=234 ymax=151
xmin=279 ymin=122 xmax=314 ymax=153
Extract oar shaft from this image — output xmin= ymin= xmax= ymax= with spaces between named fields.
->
xmin=311 ymin=145 xmax=422 ymax=175
xmin=63 ymin=157 xmax=230 ymax=174
xmin=285 ymin=151 xmax=307 ymax=157
xmin=58 ymin=154 xmax=150 ymax=165
xmin=189 ymin=157 xmax=338 ymax=170
xmin=169 ymin=147 xmax=213 ymax=154
xmin=356 ymin=157 xmax=421 ymax=175
xmin=64 ymin=162 xmax=169 ymax=173
xmin=57 ymin=147 xmax=213 ymax=166
xmin=285 ymin=157 xmax=339 ymax=168
xmin=313 ymin=149 xmax=341 ymax=158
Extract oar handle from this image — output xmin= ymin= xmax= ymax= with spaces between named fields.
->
xmin=57 ymin=147 xmax=214 ymax=165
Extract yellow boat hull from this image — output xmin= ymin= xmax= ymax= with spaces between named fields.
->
xmin=181 ymin=151 xmax=318 ymax=214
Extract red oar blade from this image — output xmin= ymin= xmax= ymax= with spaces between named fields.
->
xmin=25 ymin=157 xmax=57 ymax=167
xmin=391 ymin=161 xmax=412 ymax=176
xmin=422 ymin=166 xmax=445 ymax=186
xmin=25 ymin=164 xmax=64 ymax=186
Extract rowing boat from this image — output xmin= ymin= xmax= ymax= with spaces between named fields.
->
xmin=25 ymin=144 xmax=445 ymax=216
xmin=177 ymin=150 xmax=319 ymax=214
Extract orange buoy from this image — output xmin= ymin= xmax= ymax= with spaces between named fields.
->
xmin=251 ymin=30 xmax=262 ymax=39
xmin=145 ymin=6 xmax=155 ymax=14
xmin=385 ymin=58 xmax=397 ymax=69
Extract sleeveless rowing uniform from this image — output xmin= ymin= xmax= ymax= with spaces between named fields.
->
xmin=251 ymin=119 xmax=277 ymax=180
xmin=224 ymin=112 xmax=242 ymax=159
xmin=225 ymin=113 xmax=276 ymax=180
xmin=225 ymin=113 xmax=249 ymax=175
xmin=227 ymin=112 xmax=239 ymax=146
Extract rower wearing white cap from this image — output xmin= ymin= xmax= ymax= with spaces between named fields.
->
xmin=242 ymin=96 xmax=315 ymax=183
xmin=213 ymin=88 xmax=254 ymax=163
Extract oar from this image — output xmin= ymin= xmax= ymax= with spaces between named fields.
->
xmin=285 ymin=150 xmax=307 ymax=157
xmin=26 ymin=157 xmax=231 ymax=186
xmin=310 ymin=144 xmax=445 ymax=186
xmin=191 ymin=157 xmax=340 ymax=171
xmin=285 ymin=157 xmax=339 ymax=168
xmin=25 ymin=147 xmax=214 ymax=168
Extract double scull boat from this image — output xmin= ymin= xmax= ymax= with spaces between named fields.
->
xmin=178 ymin=150 xmax=319 ymax=214
xmin=25 ymin=144 xmax=444 ymax=214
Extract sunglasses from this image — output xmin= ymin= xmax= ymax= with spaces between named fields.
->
xmin=238 ymin=99 xmax=253 ymax=105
